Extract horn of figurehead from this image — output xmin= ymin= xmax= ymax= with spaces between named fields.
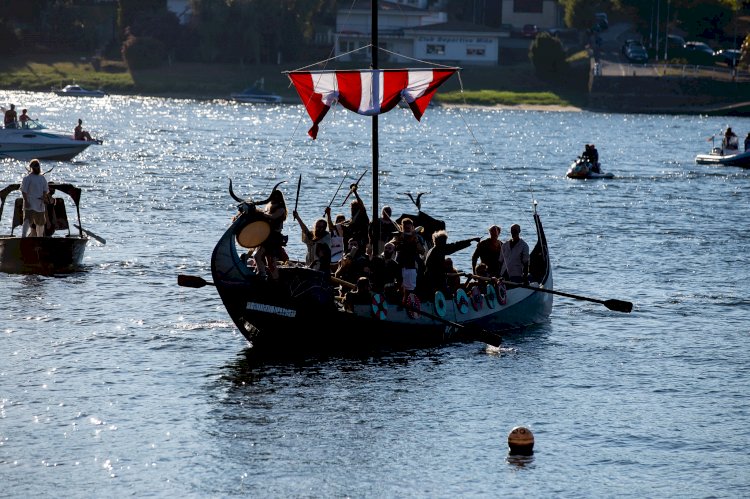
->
xmin=228 ymin=179 xmax=244 ymax=203
xmin=254 ymin=180 xmax=286 ymax=205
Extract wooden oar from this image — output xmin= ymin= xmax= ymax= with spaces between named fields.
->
xmin=457 ymin=272 xmax=633 ymax=313
xmin=73 ymin=224 xmax=106 ymax=245
xmin=177 ymin=274 xmax=214 ymax=288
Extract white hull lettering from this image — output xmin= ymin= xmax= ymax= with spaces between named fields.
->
xmin=246 ymin=302 xmax=296 ymax=318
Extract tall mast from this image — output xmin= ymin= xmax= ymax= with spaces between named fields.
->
xmin=371 ymin=0 xmax=380 ymax=248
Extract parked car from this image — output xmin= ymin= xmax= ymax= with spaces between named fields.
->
xmin=714 ymin=49 xmax=741 ymax=67
xmin=522 ymin=24 xmax=538 ymax=38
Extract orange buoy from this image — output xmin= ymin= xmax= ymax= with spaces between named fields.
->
xmin=507 ymin=426 xmax=534 ymax=455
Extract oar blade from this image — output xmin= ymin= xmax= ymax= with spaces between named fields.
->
xmin=604 ymin=299 xmax=633 ymax=313
xmin=466 ymin=326 xmax=502 ymax=347
xmin=177 ymin=274 xmax=211 ymax=288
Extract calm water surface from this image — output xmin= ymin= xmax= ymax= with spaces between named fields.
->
xmin=1 ymin=90 xmax=749 ymax=497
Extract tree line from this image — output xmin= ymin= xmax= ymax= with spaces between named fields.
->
xmin=0 ymin=0 xmax=746 ymax=67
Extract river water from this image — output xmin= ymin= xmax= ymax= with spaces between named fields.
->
xmin=1 ymin=90 xmax=748 ymax=497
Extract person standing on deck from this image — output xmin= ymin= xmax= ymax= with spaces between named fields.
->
xmin=471 ymin=225 xmax=503 ymax=278
xmin=498 ymin=223 xmax=530 ymax=284
xmin=253 ymin=188 xmax=287 ymax=280
xmin=20 ymin=159 xmax=49 ymax=237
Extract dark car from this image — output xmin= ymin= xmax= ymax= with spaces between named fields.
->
xmin=622 ymin=39 xmax=645 ymax=56
xmin=714 ymin=49 xmax=741 ymax=67
xmin=683 ymin=41 xmax=715 ymax=65
xmin=625 ymin=45 xmax=649 ymax=64
xmin=522 ymin=24 xmax=538 ymax=38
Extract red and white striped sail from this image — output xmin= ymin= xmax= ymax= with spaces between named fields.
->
xmin=288 ymin=68 xmax=456 ymax=139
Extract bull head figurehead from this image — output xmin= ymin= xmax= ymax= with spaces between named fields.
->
xmin=228 ymin=179 xmax=286 ymax=249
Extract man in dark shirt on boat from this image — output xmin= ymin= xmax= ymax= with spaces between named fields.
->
xmin=472 ymin=225 xmax=503 ymax=278
xmin=423 ymin=230 xmax=479 ymax=297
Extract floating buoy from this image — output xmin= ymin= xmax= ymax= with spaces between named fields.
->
xmin=507 ymin=426 xmax=534 ymax=455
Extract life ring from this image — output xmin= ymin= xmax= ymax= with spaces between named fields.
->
xmin=497 ymin=282 xmax=507 ymax=305
xmin=455 ymin=288 xmax=470 ymax=314
xmin=405 ymin=293 xmax=421 ymax=319
xmin=470 ymin=285 xmax=483 ymax=311
xmin=485 ymin=284 xmax=497 ymax=309
xmin=434 ymin=291 xmax=447 ymax=317
xmin=371 ymin=293 xmax=388 ymax=320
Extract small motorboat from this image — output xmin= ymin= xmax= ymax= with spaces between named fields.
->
xmin=0 ymin=120 xmax=102 ymax=161
xmin=566 ymin=158 xmax=614 ymax=179
xmin=230 ymin=79 xmax=282 ymax=104
xmin=53 ymin=84 xmax=107 ymax=97
xmin=0 ymin=181 xmax=105 ymax=274
xmin=695 ymin=145 xmax=750 ymax=167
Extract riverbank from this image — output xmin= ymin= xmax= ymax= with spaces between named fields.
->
xmin=0 ymin=53 xmax=589 ymax=108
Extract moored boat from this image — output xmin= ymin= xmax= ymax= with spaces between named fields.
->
xmin=0 ymin=181 xmax=104 ymax=274
xmin=0 ymin=119 xmax=101 ymax=161
xmin=230 ymin=79 xmax=282 ymax=104
xmin=53 ymin=84 xmax=107 ymax=97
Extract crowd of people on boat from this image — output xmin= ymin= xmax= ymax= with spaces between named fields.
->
xmin=243 ymin=182 xmax=531 ymax=310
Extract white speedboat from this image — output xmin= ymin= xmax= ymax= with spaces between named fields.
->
xmin=230 ymin=86 xmax=282 ymax=104
xmin=0 ymin=120 xmax=101 ymax=161
xmin=53 ymin=84 xmax=107 ymax=97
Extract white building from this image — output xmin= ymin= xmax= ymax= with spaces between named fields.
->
xmin=335 ymin=1 xmax=507 ymax=66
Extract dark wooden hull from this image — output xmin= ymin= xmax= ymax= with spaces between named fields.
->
xmin=0 ymin=236 xmax=88 ymax=274
xmin=211 ymin=203 xmax=552 ymax=356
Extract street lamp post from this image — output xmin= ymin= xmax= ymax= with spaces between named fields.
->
xmin=664 ymin=0 xmax=670 ymax=61
xmin=655 ymin=0 xmax=661 ymax=61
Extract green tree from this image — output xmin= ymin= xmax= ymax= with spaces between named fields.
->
xmin=529 ymin=32 xmax=568 ymax=78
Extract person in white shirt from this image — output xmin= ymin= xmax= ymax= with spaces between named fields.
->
xmin=20 ymin=159 xmax=49 ymax=237
xmin=498 ymin=223 xmax=529 ymax=283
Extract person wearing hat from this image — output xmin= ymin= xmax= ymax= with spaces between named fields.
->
xmin=20 ymin=159 xmax=49 ymax=237
xmin=4 ymin=103 xmax=18 ymax=128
